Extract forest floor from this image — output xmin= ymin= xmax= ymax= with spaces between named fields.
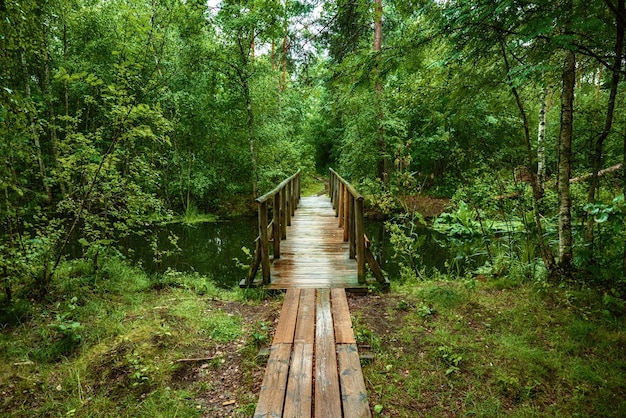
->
xmin=1 ymin=261 xmax=624 ymax=417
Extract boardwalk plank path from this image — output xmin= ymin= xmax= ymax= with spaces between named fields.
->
xmin=251 ymin=171 xmax=382 ymax=417
xmin=255 ymin=288 xmax=371 ymax=418
xmin=267 ymin=195 xmax=358 ymax=289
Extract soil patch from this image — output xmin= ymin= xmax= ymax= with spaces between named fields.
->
xmin=177 ymin=299 xmax=281 ymax=417
xmin=397 ymin=195 xmax=450 ymax=218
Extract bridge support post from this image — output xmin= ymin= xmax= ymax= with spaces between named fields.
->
xmin=286 ymin=181 xmax=292 ymax=226
xmin=273 ymin=192 xmax=281 ymax=259
xmin=355 ymin=197 xmax=366 ymax=284
xmin=259 ymin=201 xmax=271 ymax=284
xmin=281 ymin=188 xmax=287 ymax=239
xmin=338 ymin=182 xmax=344 ymax=227
xmin=349 ymin=195 xmax=355 ymax=259
xmin=343 ymin=186 xmax=350 ymax=241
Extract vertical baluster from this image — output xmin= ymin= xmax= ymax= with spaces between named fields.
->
xmin=273 ymin=192 xmax=281 ymax=259
xmin=349 ymin=194 xmax=356 ymax=259
xmin=338 ymin=182 xmax=344 ymax=227
xmin=259 ymin=201 xmax=270 ymax=284
xmin=281 ymin=188 xmax=287 ymax=240
xmin=355 ymin=196 xmax=366 ymax=284
xmin=343 ymin=186 xmax=350 ymax=242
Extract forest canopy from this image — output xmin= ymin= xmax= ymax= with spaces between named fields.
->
xmin=1 ymin=0 xmax=625 ymax=296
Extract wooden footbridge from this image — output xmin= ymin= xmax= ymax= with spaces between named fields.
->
xmin=241 ymin=169 xmax=388 ymax=417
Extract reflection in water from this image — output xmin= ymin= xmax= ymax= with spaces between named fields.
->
xmin=70 ymin=218 xmax=479 ymax=288
xmin=365 ymin=222 xmax=452 ymax=280
xmin=116 ymin=218 xmax=257 ymax=288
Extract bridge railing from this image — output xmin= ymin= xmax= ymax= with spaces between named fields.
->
xmin=242 ymin=170 xmax=301 ymax=287
xmin=329 ymin=168 xmax=388 ymax=286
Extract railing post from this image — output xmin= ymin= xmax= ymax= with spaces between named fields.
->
xmin=329 ymin=170 xmax=334 ymax=208
xmin=290 ymin=178 xmax=296 ymax=217
xmin=281 ymin=188 xmax=287 ymax=240
xmin=338 ymin=182 xmax=344 ymax=227
xmin=286 ymin=180 xmax=292 ymax=226
xmin=343 ymin=185 xmax=350 ymax=242
xmin=273 ymin=192 xmax=281 ymax=259
xmin=259 ymin=201 xmax=270 ymax=284
xmin=355 ymin=196 xmax=366 ymax=284
xmin=296 ymin=172 xmax=300 ymax=207
xmin=349 ymin=194 xmax=356 ymax=259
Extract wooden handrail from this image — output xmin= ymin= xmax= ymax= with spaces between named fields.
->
xmin=256 ymin=170 xmax=301 ymax=203
xmin=329 ymin=168 xmax=388 ymax=287
xmin=243 ymin=170 xmax=301 ymax=287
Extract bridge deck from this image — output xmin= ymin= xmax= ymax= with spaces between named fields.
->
xmin=254 ymin=288 xmax=371 ymax=418
xmin=267 ymin=195 xmax=361 ymax=290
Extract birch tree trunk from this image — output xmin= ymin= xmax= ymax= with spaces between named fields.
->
xmin=500 ymin=42 xmax=555 ymax=271
xmin=537 ymin=87 xmax=548 ymax=194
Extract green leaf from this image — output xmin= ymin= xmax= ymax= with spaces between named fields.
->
xmin=594 ymin=212 xmax=609 ymax=223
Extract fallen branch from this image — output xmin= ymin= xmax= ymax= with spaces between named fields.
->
xmin=570 ymin=163 xmax=623 ymax=183
xmin=174 ymin=356 xmax=218 ymax=363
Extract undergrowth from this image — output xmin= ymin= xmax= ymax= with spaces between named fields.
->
xmin=0 ymin=258 xmax=280 ymax=417
xmin=357 ymin=276 xmax=626 ymax=417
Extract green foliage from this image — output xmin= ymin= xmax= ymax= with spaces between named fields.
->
xmin=387 ymin=215 xmax=429 ymax=281
xmin=433 ymin=201 xmax=483 ymax=237
xmin=251 ymin=321 xmax=269 ymax=347
xmin=437 ymin=344 xmax=464 ymax=375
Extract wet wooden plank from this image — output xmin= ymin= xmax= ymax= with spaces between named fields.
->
xmin=315 ymin=289 xmax=342 ymax=418
xmin=337 ymin=343 xmax=371 ymax=418
xmin=284 ymin=343 xmax=313 ymax=418
xmin=273 ymin=288 xmax=301 ymax=344
xmin=331 ymin=288 xmax=356 ymax=344
xmin=268 ymin=196 xmax=359 ymax=290
xmin=295 ymin=288 xmax=315 ymax=344
xmin=254 ymin=344 xmax=291 ymax=418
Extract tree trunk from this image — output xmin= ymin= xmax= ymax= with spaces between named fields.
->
xmin=21 ymin=51 xmax=51 ymax=201
xmin=623 ymin=120 xmax=626 ymax=276
xmin=244 ymin=81 xmax=258 ymax=199
xmin=373 ymin=0 xmax=387 ymax=185
xmin=585 ymin=0 xmax=624 ymax=247
xmin=557 ymin=48 xmax=576 ymax=269
xmin=537 ymin=87 xmax=548 ymax=193
xmin=500 ymin=42 xmax=555 ymax=271
xmin=280 ymin=11 xmax=288 ymax=94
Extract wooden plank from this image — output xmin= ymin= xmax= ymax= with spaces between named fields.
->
xmin=331 ymin=288 xmax=356 ymax=344
xmin=337 ymin=343 xmax=372 ymax=418
xmin=254 ymin=343 xmax=292 ymax=418
xmin=295 ymin=288 xmax=315 ymax=344
xmin=273 ymin=288 xmax=301 ymax=344
xmin=315 ymin=289 xmax=342 ymax=418
xmin=265 ymin=194 xmax=363 ymax=289
xmin=284 ymin=343 xmax=313 ymax=418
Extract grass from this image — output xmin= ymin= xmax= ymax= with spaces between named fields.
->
xmin=2 ymin=255 xmax=625 ymax=417
xmin=0 ymin=258 xmax=281 ymax=417
xmin=355 ymin=277 xmax=626 ymax=417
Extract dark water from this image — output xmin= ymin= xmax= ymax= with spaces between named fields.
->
xmin=365 ymin=222 xmax=459 ymax=279
xmin=75 ymin=218 xmax=483 ymax=288
xmin=68 ymin=218 xmax=258 ymax=288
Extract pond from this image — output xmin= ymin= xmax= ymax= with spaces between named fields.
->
xmin=117 ymin=218 xmax=258 ymax=288
xmin=87 ymin=217 xmax=486 ymax=288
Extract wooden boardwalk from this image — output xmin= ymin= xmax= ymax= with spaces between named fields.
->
xmin=267 ymin=195 xmax=360 ymax=289
xmin=247 ymin=172 xmax=386 ymax=417
xmin=254 ymin=288 xmax=371 ymax=418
